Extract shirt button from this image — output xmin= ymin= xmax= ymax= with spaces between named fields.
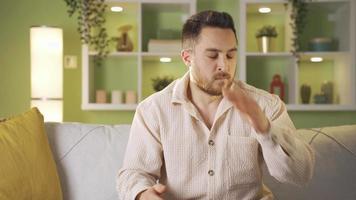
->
xmin=208 ymin=140 xmax=215 ymax=146
xmin=208 ymin=170 xmax=214 ymax=176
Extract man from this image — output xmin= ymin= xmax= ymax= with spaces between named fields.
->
xmin=117 ymin=10 xmax=314 ymax=200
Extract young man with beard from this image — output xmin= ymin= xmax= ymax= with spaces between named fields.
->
xmin=117 ymin=10 xmax=315 ymax=200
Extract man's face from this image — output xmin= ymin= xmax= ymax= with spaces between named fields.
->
xmin=188 ymin=27 xmax=237 ymax=96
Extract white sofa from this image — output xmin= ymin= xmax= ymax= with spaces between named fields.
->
xmin=45 ymin=122 xmax=356 ymax=200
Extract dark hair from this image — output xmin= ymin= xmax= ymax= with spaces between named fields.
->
xmin=182 ymin=10 xmax=237 ymax=49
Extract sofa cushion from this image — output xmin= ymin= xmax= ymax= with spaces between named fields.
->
xmin=0 ymin=108 xmax=62 ymax=200
xmin=263 ymin=125 xmax=356 ymax=200
xmin=45 ymin=122 xmax=130 ymax=200
xmin=43 ymin=121 xmax=356 ymax=200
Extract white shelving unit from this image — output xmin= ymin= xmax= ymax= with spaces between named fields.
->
xmin=239 ymin=0 xmax=356 ymax=111
xmin=82 ymin=0 xmax=196 ymax=110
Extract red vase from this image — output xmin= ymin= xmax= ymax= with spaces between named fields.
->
xmin=270 ymin=74 xmax=285 ymax=101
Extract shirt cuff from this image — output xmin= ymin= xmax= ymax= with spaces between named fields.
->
xmin=253 ymin=119 xmax=273 ymax=141
xmin=253 ymin=120 xmax=291 ymax=160
xmin=131 ymin=183 xmax=153 ymax=200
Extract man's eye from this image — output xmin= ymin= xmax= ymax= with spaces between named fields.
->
xmin=227 ymin=54 xmax=235 ymax=59
xmin=208 ymin=54 xmax=218 ymax=59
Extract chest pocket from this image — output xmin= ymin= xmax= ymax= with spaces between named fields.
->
xmin=226 ymin=135 xmax=261 ymax=187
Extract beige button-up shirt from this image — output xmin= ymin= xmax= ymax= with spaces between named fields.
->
xmin=117 ymin=72 xmax=315 ymax=200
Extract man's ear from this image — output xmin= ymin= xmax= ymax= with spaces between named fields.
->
xmin=181 ymin=49 xmax=192 ymax=67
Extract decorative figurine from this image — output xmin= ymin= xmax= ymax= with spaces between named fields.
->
xmin=321 ymin=81 xmax=333 ymax=104
xmin=115 ymin=25 xmax=133 ymax=52
xmin=270 ymin=74 xmax=285 ymax=101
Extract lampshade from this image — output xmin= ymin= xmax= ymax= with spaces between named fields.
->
xmin=30 ymin=26 xmax=63 ymax=122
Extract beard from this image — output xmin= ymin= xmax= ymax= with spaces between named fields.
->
xmin=195 ymin=72 xmax=233 ymax=96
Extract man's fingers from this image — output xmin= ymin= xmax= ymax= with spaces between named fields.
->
xmin=137 ymin=184 xmax=166 ymax=200
xmin=223 ymin=82 xmax=258 ymax=116
xmin=223 ymin=81 xmax=245 ymax=99
xmin=222 ymin=86 xmax=238 ymax=102
xmin=145 ymin=191 xmax=164 ymax=200
xmin=153 ymin=183 xmax=167 ymax=194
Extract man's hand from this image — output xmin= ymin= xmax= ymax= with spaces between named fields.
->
xmin=223 ymin=81 xmax=270 ymax=134
xmin=136 ymin=183 xmax=167 ymax=200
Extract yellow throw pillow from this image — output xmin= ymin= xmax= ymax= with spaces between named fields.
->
xmin=0 ymin=107 xmax=62 ymax=200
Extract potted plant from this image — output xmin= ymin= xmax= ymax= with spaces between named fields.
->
xmin=255 ymin=25 xmax=278 ymax=53
xmin=288 ymin=0 xmax=309 ymax=54
xmin=151 ymin=76 xmax=175 ymax=92
xmin=64 ymin=0 xmax=112 ymax=66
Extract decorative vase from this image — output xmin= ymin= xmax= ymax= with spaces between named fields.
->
xmin=308 ymin=37 xmax=336 ymax=51
xmin=300 ymin=84 xmax=311 ymax=104
xmin=257 ymin=36 xmax=274 ymax=53
xmin=270 ymin=74 xmax=285 ymax=101
xmin=125 ymin=90 xmax=136 ymax=104
xmin=116 ymin=25 xmax=133 ymax=52
xmin=111 ymin=90 xmax=123 ymax=104
xmin=321 ymin=81 xmax=333 ymax=103
xmin=96 ymin=90 xmax=107 ymax=103
xmin=314 ymin=94 xmax=328 ymax=104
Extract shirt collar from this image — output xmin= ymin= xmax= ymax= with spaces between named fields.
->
xmin=171 ymin=71 xmax=234 ymax=121
xmin=171 ymin=71 xmax=191 ymax=104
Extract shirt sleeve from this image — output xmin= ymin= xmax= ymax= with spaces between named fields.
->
xmin=116 ymin=102 xmax=163 ymax=200
xmin=253 ymin=95 xmax=315 ymax=186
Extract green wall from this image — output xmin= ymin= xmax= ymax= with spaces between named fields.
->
xmin=0 ymin=0 xmax=355 ymax=128
xmin=0 ymin=0 xmax=134 ymax=124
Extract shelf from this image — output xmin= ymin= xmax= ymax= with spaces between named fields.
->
xmin=87 ymin=56 xmax=138 ymax=105
xmin=82 ymin=103 xmax=137 ymax=111
xmin=142 ymin=52 xmax=181 ymax=62
xmin=298 ymin=53 xmax=352 ymax=105
xmin=298 ymin=51 xmax=350 ymax=61
xmin=246 ymin=55 xmax=296 ymax=104
xmin=82 ymin=0 xmax=196 ymax=110
xmin=142 ymin=52 xmax=180 ymax=56
xmin=245 ymin=51 xmax=349 ymax=59
xmin=142 ymin=2 xmax=191 ymax=13
xmin=141 ymin=2 xmax=192 ymax=51
xmin=106 ymin=0 xmax=139 ymax=3
xmin=88 ymin=51 xmax=183 ymax=57
xmin=298 ymin=1 xmax=351 ymax=51
xmin=89 ymin=52 xmax=139 ymax=56
xmin=240 ymin=0 xmax=355 ymax=110
xmin=142 ymin=56 xmax=185 ymax=99
xmin=287 ymin=104 xmax=356 ymax=111
xmin=246 ymin=52 xmax=293 ymax=57
xmin=245 ymin=1 xmax=291 ymax=52
xmin=96 ymin=1 xmax=140 ymax=53
xmin=246 ymin=2 xmax=287 ymax=15
xmin=307 ymin=0 xmax=350 ymax=2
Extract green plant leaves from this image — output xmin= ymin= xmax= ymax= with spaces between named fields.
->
xmin=64 ymin=0 xmax=111 ymax=66
xmin=255 ymin=25 xmax=278 ymax=38
xmin=288 ymin=0 xmax=309 ymax=53
xmin=151 ymin=76 xmax=175 ymax=92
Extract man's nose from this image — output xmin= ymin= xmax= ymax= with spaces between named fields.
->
xmin=217 ymin=55 xmax=229 ymax=72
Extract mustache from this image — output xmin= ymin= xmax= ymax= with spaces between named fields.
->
xmin=213 ymin=72 xmax=231 ymax=80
